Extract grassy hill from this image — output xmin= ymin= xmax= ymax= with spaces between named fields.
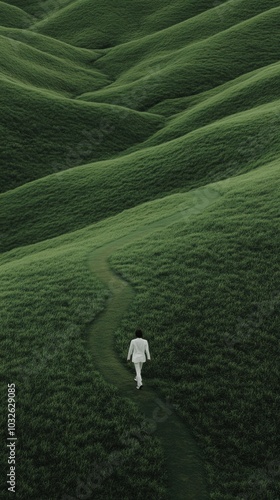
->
xmin=1 ymin=2 xmax=280 ymax=194
xmin=84 ymin=6 xmax=280 ymax=110
xmin=0 ymin=76 xmax=163 ymax=191
xmin=1 ymin=162 xmax=279 ymax=498
xmin=1 ymin=99 xmax=280 ymax=251
xmin=1 ymin=1 xmax=280 ymax=499
xmin=29 ymin=0 xmax=222 ymax=48
xmin=0 ymin=1 xmax=33 ymax=28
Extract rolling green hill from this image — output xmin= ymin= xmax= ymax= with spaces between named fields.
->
xmin=84 ymin=7 xmax=280 ymax=109
xmin=30 ymin=0 xmax=224 ymax=48
xmin=1 ymin=99 xmax=280 ymax=251
xmin=0 ymin=1 xmax=33 ymax=28
xmin=1 ymin=1 xmax=279 ymax=499
xmin=0 ymin=77 xmax=163 ymax=191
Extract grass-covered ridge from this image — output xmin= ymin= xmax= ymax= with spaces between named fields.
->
xmin=1 ymin=99 xmax=280 ymax=251
xmin=110 ymin=161 xmax=280 ymax=499
xmin=85 ymin=6 xmax=280 ymax=110
xmin=1 ymin=162 xmax=279 ymax=498
xmin=0 ymin=1 xmax=33 ymax=28
xmin=83 ymin=0 xmax=280 ymax=79
xmin=1 ymin=1 xmax=280 ymax=192
xmin=0 ymin=77 xmax=163 ymax=191
xmin=1 ymin=237 xmax=167 ymax=499
xmin=1 ymin=0 xmax=280 ymax=498
xmin=0 ymin=26 xmax=102 ymax=63
xmin=0 ymin=34 xmax=107 ymax=95
xmin=143 ymin=64 xmax=280 ymax=146
xmin=29 ymin=0 xmax=225 ymax=48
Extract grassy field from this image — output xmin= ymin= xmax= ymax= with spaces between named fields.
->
xmin=1 ymin=98 xmax=280 ymax=251
xmin=0 ymin=76 xmax=163 ymax=191
xmin=1 ymin=243 xmax=167 ymax=499
xmin=1 ymin=1 xmax=280 ymax=499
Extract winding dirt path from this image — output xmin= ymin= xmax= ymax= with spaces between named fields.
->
xmin=87 ymin=212 xmax=209 ymax=499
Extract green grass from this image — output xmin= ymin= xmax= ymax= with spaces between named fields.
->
xmin=0 ymin=2 xmax=33 ymax=28
xmin=1 ymin=0 xmax=280 ymax=498
xmin=1 ymin=162 xmax=279 ymax=498
xmin=82 ymin=0 xmax=279 ymax=79
xmin=1 ymin=1 xmax=280 ymax=195
xmin=30 ymin=0 xmax=225 ymax=48
xmin=110 ymin=162 xmax=280 ymax=499
xmin=0 ymin=77 xmax=163 ymax=191
xmin=142 ymin=64 xmax=280 ymax=146
xmin=1 ymin=246 xmax=167 ymax=499
xmin=0 ymin=26 xmax=102 ymax=63
xmin=87 ymin=227 xmax=209 ymax=499
xmin=0 ymin=34 xmax=108 ymax=95
xmin=1 ymin=99 xmax=280 ymax=251
xmin=83 ymin=6 xmax=280 ymax=110
xmin=8 ymin=0 xmax=75 ymax=18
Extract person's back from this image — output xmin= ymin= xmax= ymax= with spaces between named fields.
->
xmin=130 ymin=338 xmax=149 ymax=363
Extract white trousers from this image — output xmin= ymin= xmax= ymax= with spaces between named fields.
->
xmin=134 ymin=362 xmax=143 ymax=387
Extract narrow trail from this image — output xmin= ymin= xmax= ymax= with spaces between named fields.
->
xmin=87 ymin=212 xmax=209 ymax=500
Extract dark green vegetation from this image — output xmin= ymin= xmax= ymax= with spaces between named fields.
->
xmin=1 ymin=1 xmax=280 ymax=499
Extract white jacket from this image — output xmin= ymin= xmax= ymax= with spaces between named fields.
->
xmin=127 ymin=338 xmax=151 ymax=363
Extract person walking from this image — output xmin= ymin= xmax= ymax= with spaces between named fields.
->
xmin=127 ymin=329 xmax=151 ymax=390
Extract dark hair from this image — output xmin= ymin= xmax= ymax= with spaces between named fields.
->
xmin=135 ymin=329 xmax=143 ymax=338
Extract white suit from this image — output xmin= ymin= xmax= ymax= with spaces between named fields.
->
xmin=127 ymin=338 xmax=151 ymax=388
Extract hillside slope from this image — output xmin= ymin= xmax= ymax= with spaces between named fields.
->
xmin=1 ymin=1 xmax=280 ymax=499
xmin=87 ymin=7 xmax=280 ymax=109
xmin=1 ymin=162 xmax=280 ymax=499
xmin=1 ymin=98 xmax=280 ymax=251
xmin=0 ymin=1 xmax=33 ymax=28
xmin=1 ymin=1 xmax=280 ymax=192
xmin=30 ymin=0 xmax=222 ymax=48
xmin=0 ymin=77 xmax=163 ymax=191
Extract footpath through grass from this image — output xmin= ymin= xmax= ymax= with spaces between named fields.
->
xmin=1 ymin=1 xmax=280 ymax=497
xmin=109 ymin=163 xmax=280 ymax=499
xmin=0 ymin=230 xmax=168 ymax=500
xmin=87 ymin=213 xmax=209 ymax=500
xmin=1 ymin=163 xmax=279 ymax=498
